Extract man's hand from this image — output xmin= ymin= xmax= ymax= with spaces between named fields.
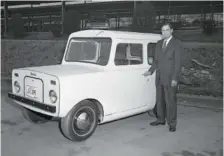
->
xmin=171 ymin=80 xmax=177 ymax=87
xmin=143 ymin=71 xmax=152 ymax=77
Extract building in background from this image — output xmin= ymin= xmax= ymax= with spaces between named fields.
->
xmin=1 ymin=1 xmax=223 ymax=37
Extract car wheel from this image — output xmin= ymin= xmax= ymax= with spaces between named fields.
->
xmin=60 ymin=100 xmax=98 ymax=142
xmin=22 ymin=107 xmax=53 ymax=124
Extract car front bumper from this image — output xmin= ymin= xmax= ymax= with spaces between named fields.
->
xmin=8 ymin=92 xmax=56 ymax=113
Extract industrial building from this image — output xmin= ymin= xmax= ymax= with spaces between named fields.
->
xmin=1 ymin=1 xmax=223 ymax=35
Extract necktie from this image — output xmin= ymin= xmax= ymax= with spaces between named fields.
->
xmin=162 ymin=40 xmax=167 ymax=49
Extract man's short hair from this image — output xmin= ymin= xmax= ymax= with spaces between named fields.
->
xmin=161 ymin=22 xmax=173 ymax=30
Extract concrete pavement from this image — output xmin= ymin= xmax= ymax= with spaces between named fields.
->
xmin=1 ymin=80 xmax=223 ymax=156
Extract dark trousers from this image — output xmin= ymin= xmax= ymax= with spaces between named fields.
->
xmin=156 ymin=82 xmax=178 ymax=128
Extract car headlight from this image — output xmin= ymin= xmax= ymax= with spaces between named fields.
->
xmin=49 ymin=90 xmax=57 ymax=103
xmin=14 ymin=81 xmax=20 ymax=93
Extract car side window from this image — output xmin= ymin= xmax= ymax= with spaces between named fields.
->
xmin=147 ymin=43 xmax=156 ymax=65
xmin=114 ymin=43 xmax=143 ymax=66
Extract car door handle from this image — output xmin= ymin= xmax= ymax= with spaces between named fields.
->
xmin=142 ymin=74 xmax=150 ymax=77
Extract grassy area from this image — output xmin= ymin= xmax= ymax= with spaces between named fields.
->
xmin=173 ymin=29 xmax=223 ymax=43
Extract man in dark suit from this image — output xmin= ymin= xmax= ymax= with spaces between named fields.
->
xmin=143 ymin=23 xmax=182 ymax=132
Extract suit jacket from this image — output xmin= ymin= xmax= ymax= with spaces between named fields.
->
xmin=149 ymin=37 xmax=183 ymax=86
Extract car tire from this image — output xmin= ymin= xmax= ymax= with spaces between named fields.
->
xmin=22 ymin=107 xmax=53 ymax=124
xmin=60 ymin=100 xmax=98 ymax=142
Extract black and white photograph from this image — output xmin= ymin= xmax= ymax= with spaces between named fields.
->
xmin=1 ymin=0 xmax=223 ymax=156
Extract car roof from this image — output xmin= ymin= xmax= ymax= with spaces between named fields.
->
xmin=69 ymin=29 xmax=162 ymax=41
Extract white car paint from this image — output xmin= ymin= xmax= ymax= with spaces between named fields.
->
xmin=10 ymin=30 xmax=162 ymax=124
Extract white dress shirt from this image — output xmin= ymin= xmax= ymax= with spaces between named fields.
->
xmin=164 ymin=36 xmax=173 ymax=46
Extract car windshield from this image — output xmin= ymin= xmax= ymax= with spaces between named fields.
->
xmin=65 ymin=38 xmax=112 ymax=66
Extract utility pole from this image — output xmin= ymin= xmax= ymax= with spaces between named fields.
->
xmin=62 ymin=1 xmax=66 ymax=35
xmin=4 ymin=1 xmax=8 ymax=35
xmin=133 ymin=0 xmax=137 ymax=27
xmin=168 ymin=1 xmax=171 ymax=19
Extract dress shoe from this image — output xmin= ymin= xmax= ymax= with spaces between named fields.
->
xmin=150 ymin=121 xmax=165 ymax=126
xmin=169 ymin=127 xmax=176 ymax=132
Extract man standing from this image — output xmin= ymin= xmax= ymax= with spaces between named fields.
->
xmin=143 ymin=23 xmax=182 ymax=132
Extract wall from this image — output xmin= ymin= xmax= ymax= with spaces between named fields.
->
xmin=1 ymin=39 xmax=223 ymax=96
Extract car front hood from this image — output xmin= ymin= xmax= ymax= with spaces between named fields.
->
xmin=20 ymin=64 xmax=104 ymax=77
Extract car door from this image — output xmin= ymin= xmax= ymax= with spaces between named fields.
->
xmin=110 ymin=41 xmax=149 ymax=113
xmin=141 ymin=42 xmax=157 ymax=109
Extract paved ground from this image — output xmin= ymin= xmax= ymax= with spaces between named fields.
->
xmin=1 ymin=80 xmax=223 ymax=156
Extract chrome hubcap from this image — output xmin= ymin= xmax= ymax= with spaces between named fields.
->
xmin=75 ymin=112 xmax=90 ymax=130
